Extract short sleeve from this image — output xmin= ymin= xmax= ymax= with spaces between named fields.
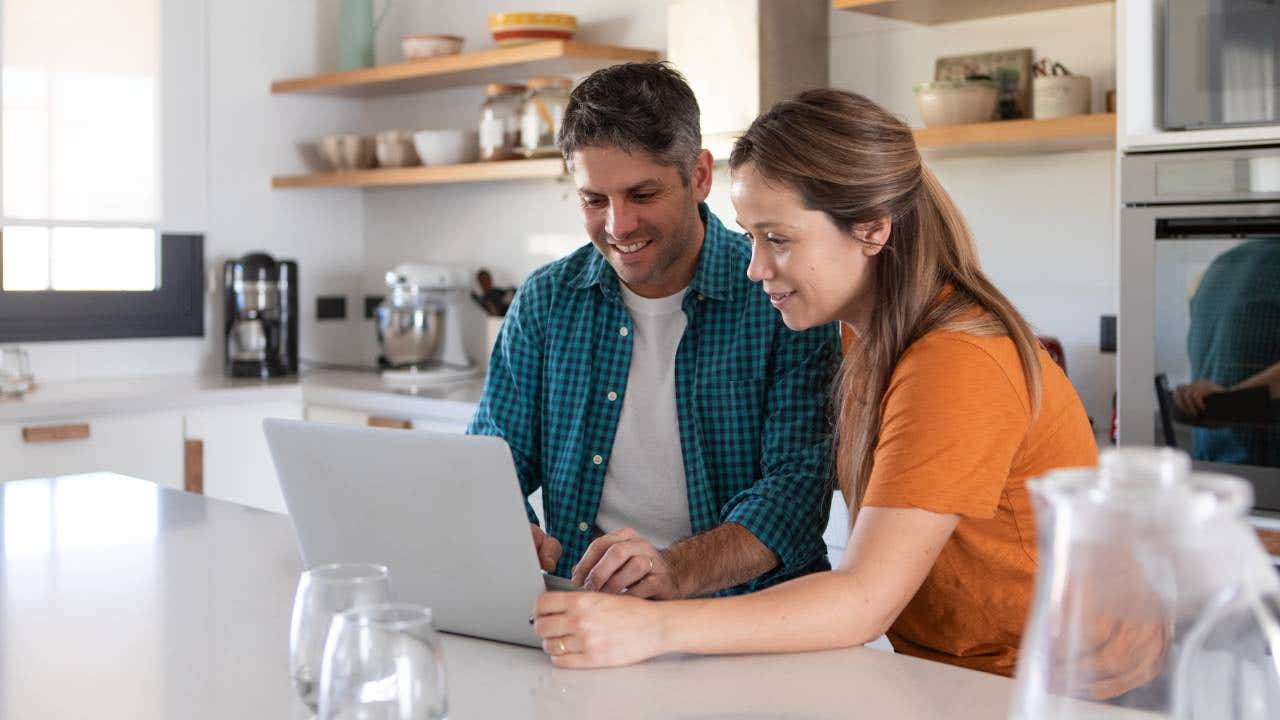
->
xmin=861 ymin=336 xmax=1029 ymax=519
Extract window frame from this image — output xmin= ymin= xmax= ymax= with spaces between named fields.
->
xmin=0 ymin=231 xmax=204 ymax=342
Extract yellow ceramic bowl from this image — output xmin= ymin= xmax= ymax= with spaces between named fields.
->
xmin=487 ymin=12 xmax=577 ymax=45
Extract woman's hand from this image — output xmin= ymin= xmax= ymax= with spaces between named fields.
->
xmin=532 ymin=591 xmax=669 ymax=669
xmin=1173 ymin=379 xmax=1225 ymax=416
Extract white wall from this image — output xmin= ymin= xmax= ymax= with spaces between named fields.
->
xmin=824 ymin=3 xmax=1118 ymax=427
xmin=355 ymin=0 xmax=669 ymax=367
xmin=20 ymin=0 xmax=1119 ymax=429
xmin=21 ymin=0 xmax=367 ymax=381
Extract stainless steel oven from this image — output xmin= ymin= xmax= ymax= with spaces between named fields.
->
xmin=1120 ymin=146 xmax=1280 ymax=509
xmin=1164 ymin=0 xmax=1280 ymax=130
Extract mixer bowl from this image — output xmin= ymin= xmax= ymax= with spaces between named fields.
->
xmin=375 ymin=286 xmax=446 ymax=367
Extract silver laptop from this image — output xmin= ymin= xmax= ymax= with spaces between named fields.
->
xmin=264 ymin=418 xmax=575 ymax=648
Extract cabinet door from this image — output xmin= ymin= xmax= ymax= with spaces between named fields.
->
xmin=185 ymin=401 xmax=303 ymax=513
xmin=0 ymin=412 xmax=184 ymax=487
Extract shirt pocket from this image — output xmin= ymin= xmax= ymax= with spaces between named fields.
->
xmin=694 ymin=376 xmax=765 ymax=490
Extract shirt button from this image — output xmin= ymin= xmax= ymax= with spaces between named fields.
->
xmin=619 ymin=326 xmax=629 ymax=337
xmin=578 ymin=522 xmax=589 ymax=532
xmin=607 ymin=391 xmax=618 ymax=402
xmin=592 ymin=454 xmax=603 ymax=465
xmin=698 ymin=294 xmax=705 ymax=301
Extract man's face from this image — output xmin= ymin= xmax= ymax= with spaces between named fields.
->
xmin=570 ymin=146 xmax=709 ymax=298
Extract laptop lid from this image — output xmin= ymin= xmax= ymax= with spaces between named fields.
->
xmin=264 ymin=418 xmax=546 ymax=647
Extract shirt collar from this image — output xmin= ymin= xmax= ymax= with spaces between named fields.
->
xmin=569 ymin=203 xmax=737 ymax=302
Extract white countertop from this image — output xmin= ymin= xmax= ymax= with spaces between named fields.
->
xmin=0 ymin=474 xmax=1015 ymax=719
xmin=0 ymin=369 xmax=485 ymax=424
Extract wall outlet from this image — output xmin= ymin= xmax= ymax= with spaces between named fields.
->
xmin=316 ymin=295 xmax=346 ymax=320
xmin=364 ymin=295 xmax=384 ymax=319
xmin=1099 ymin=314 xmax=1116 ymax=354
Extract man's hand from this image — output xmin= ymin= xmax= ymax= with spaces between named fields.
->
xmin=572 ymin=527 xmax=681 ymax=599
xmin=530 ymin=523 xmax=562 ymax=573
xmin=1174 ymin=379 xmax=1225 ymax=416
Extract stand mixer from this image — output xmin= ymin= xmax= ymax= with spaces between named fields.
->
xmin=374 ymin=263 xmax=474 ymax=384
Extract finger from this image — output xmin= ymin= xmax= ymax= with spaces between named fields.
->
xmin=541 ymin=634 xmax=578 ymax=656
xmin=622 ymin=572 xmax=667 ymax=600
xmin=534 ymin=591 xmax=577 ymax=618
xmin=539 ymin=535 xmax=562 ymax=572
xmin=540 ymin=535 xmax=560 ymax=568
xmin=549 ymin=652 xmax=600 ymax=669
xmin=572 ymin=532 xmax=627 ymax=586
xmin=583 ymin=541 xmax=644 ymax=592
xmin=532 ymin=613 xmax=573 ymax=639
xmin=600 ymin=554 xmax=655 ymax=594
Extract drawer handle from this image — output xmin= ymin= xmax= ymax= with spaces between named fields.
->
xmin=22 ymin=423 xmax=91 ymax=443
xmin=368 ymin=416 xmax=412 ymax=430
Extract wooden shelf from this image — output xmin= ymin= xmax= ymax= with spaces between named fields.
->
xmin=271 ymin=41 xmax=660 ymax=98
xmin=912 ymin=113 xmax=1116 ymax=156
xmin=272 ymin=158 xmax=567 ymax=189
xmin=833 ymin=0 xmax=1111 ymax=24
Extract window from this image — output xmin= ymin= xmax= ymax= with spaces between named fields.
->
xmin=0 ymin=0 xmax=202 ymax=341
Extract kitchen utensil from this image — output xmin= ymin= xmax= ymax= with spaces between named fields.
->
xmin=401 ymin=34 xmax=464 ymax=60
xmin=338 ymin=0 xmax=392 ymax=71
xmin=913 ymin=79 xmax=998 ymax=127
xmin=1010 ymin=447 xmax=1280 ymax=719
xmin=320 ymin=134 xmax=377 ymax=171
xmin=412 ymin=129 xmax=479 ymax=166
xmin=289 ymin=563 xmax=391 ymax=711
xmin=487 ymin=12 xmax=576 ymax=45
xmin=1032 ymin=62 xmax=1091 ymax=119
xmin=0 ymin=347 xmax=34 ymax=396
xmin=470 ymin=268 xmax=514 ymax=317
xmin=318 ymin=604 xmax=448 ymax=720
xmin=374 ymin=129 xmax=420 ymax=168
xmin=376 ymin=263 xmax=471 ymax=370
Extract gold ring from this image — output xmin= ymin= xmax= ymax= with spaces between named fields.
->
xmin=557 ymin=638 xmax=566 ymax=654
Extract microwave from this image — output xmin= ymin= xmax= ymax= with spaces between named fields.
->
xmin=1164 ymin=0 xmax=1280 ymax=131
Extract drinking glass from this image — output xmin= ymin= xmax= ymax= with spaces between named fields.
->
xmin=318 ymin=603 xmax=448 ymax=720
xmin=290 ymin=563 xmax=391 ymax=710
xmin=0 ymin=347 xmax=33 ymax=396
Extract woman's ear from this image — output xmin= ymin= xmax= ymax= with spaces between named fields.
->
xmin=856 ymin=217 xmax=892 ymax=257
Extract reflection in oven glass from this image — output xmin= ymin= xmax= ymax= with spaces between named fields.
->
xmin=1155 ymin=237 xmax=1280 ymax=467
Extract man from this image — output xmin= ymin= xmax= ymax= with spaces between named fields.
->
xmin=468 ymin=62 xmax=840 ymax=599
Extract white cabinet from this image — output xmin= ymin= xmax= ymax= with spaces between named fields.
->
xmin=0 ymin=411 xmax=184 ymax=487
xmin=184 ymin=401 xmax=303 ymax=514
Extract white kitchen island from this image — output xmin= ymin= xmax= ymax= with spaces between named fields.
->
xmin=0 ymin=473 xmax=1014 ymax=720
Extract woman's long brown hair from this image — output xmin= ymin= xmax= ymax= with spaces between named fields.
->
xmin=729 ymin=89 xmax=1043 ymax=517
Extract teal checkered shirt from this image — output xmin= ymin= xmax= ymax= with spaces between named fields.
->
xmin=468 ymin=204 xmax=840 ymax=594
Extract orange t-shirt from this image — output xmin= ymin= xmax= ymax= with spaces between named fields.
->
xmin=861 ymin=327 xmax=1097 ymax=677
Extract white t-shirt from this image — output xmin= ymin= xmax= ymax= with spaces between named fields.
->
xmin=594 ymin=284 xmax=692 ymax=549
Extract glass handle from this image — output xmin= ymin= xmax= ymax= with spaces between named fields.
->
xmin=373 ymin=0 xmax=392 ymax=30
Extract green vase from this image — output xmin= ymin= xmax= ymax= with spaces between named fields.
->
xmin=338 ymin=0 xmax=392 ymax=71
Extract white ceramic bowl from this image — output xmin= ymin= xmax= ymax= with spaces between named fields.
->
xmin=401 ymin=34 xmax=464 ymax=61
xmin=319 ymin=133 xmax=376 ymax=170
xmin=375 ymin=129 xmax=421 ymax=167
xmin=412 ymin=129 xmax=480 ymax=166
xmin=913 ymin=80 xmax=999 ymax=127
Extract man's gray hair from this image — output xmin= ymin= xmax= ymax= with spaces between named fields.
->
xmin=557 ymin=61 xmax=703 ymax=183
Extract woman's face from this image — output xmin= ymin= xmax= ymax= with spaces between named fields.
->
xmin=731 ymin=162 xmax=887 ymax=332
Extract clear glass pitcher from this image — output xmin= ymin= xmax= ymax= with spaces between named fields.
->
xmin=1011 ymin=447 xmax=1280 ymax=719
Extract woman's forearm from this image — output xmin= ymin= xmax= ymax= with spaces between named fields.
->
xmin=656 ymin=570 xmax=892 ymax=656
xmin=1232 ymin=360 xmax=1280 ymax=397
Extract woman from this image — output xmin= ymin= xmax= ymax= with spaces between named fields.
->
xmin=532 ymin=89 xmax=1098 ymax=678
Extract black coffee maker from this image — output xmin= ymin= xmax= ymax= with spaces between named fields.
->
xmin=223 ymin=253 xmax=299 ymax=378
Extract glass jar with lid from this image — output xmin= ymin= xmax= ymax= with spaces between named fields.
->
xmin=478 ymin=83 xmax=526 ymax=161
xmin=519 ymin=76 xmax=572 ymax=158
